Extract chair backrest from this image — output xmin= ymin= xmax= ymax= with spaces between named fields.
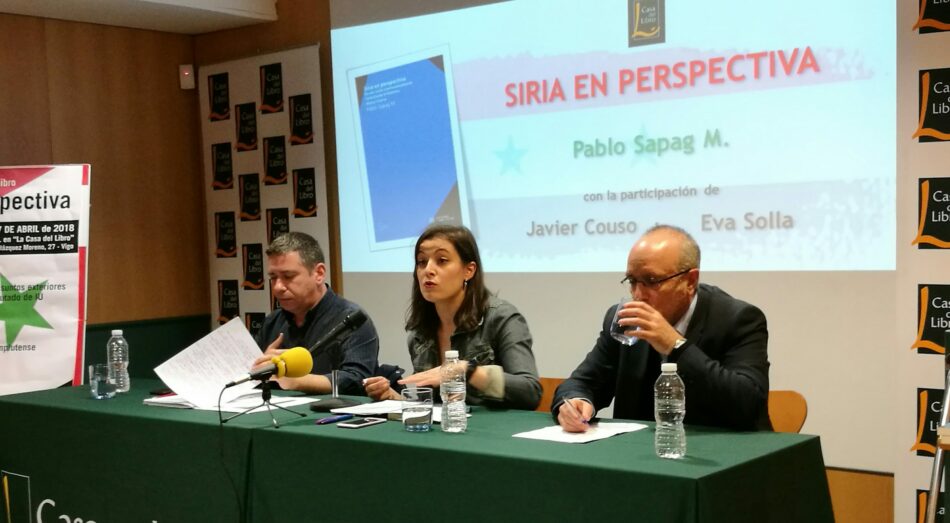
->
xmin=768 ymin=390 xmax=808 ymax=433
xmin=536 ymin=377 xmax=566 ymax=413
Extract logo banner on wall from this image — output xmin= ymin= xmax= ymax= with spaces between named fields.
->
xmin=627 ymin=0 xmax=665 ymax=47
xmin=199 ymin=45 xmax=328 ymax=334
xmin=914 ymin=0 xmax=950 ymax=34
xmin=911 ymin=387 xmax=943 ymax=457
xmin=912 ymin=284 xmax=950 ymax=354
xmin=914 ymin=178 xmax=950 ymax=248
xmin=0 ymin=165 xmax=90 ymax=396
xmin=914 ymin=67 xmax=950 ymax=143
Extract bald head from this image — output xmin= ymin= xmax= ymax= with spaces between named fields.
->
xmin=636 ymin=225 xmax=700 ymax=272
xmin=626 ymin=225 xmax=701 ymax=324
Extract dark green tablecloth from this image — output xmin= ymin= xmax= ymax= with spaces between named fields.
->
xmin=0 ymin=380 xmax=257 ymax=522
xmin=248 ymin=408 xmax=833 ymax=523
xmin=0 ymin=380 xmax=833 ymax=523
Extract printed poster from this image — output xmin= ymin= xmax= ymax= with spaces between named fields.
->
xmin=0 ymin=165 xmax=90 ymax=395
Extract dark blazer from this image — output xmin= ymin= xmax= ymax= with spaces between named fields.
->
xmin=553 ymin=283 xmax=771 ymax=431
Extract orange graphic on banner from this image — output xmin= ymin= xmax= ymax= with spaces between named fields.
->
xmin=917 ymin=490 xmax=927 ymax=523
xmin=242 ymin=280 xmax=264 ymax=290
xmin=913 ymin=72 xmax=950 ymax=140
xmin=912 ymin=180 xmax=950 ymax=248
xmin=914 ymin=0 xmax=950 ymax=30
xmin=289 ymin=134 xmax=313 ymax=145
xmin=911 ymin=389 xmax=937 ymax=454
xmin=293 ymin=207 xmax=317 ymax=217
xmin=912 ymin=286 xmax=946 ymax=353
xmin=263 ymin=173 xmax=287 ymax=185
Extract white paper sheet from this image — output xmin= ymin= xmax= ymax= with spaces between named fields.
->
xmin=152 ymin=317 xmax=265 ymax=409
xmin=330 ymin=400 xmax=402 ymax=416
xmin=512 ymin=422 xmax=648 ymax=444
xmin=142 ymin=394 xmax=196 ymax=409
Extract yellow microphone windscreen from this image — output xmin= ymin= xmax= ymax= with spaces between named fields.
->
xmin=280 ymin=347 xmax=314 ymax=378
xmin=270 ymin=355 xmax=286 ymax=378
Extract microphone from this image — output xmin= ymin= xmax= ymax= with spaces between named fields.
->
xmin=225 ymin=346 xmax=313 ymax=388
xmin=307 ymin=309 xmax=368 ymax=355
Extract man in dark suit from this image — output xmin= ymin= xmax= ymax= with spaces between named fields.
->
xmin=554 ymin=224 xmax=771 ymax=431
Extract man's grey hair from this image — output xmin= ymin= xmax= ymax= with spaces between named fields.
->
xmin=266 ymin=232 xmax=325 ymax=269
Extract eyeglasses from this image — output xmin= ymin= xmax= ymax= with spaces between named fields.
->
xmin=620 ymin=268 xmax=693 ymax=291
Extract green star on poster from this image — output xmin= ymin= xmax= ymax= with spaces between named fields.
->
xmin=0 ymin=274 xmax=52 ymax=345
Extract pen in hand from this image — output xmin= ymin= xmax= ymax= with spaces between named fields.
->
xmin=560 ymin=398 xmax=589 ymax=426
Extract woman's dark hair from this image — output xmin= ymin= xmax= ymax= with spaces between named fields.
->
xmin=405 ymin=224 xmax=490 ymax=340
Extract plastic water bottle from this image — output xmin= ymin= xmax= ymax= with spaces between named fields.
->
xmin=440 ymin=350 xmax=467 ymax=433
xmin=654 ymin=362 xmax=686 ymax=459
xmin=107 ymin=329 xmax=131 ymax=393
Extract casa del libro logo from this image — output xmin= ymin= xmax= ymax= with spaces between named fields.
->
xmin=628 ymin=0 xmax=665 ymax=47
xmin=914 ymin=0 xmax=950 ymax=34
xmin=914 ymin=67 xmax=950 ymax=143
xmin=912 ymin=284 xmax=950 ymax=354
xmin=911 ymin=387 xmax=944 ymax=457
xmin=3 ymin=468 xmax=157 ymax=523
xmin=913 ymin=178 xmax=950 ymax=249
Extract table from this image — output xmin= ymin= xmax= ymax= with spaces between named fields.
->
xmin=0 ymin=380 xmax=833 ymax=522
xmin=0 ymin=380 xmax=259 ymax=522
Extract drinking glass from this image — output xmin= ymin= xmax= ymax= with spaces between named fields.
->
xmin=610 ymin=298 xmax=639 ymax=346
xmin=401 ymin=387 xmax=433 ymax=432
xmin=88 ymin=363 xmax=117 ymax=399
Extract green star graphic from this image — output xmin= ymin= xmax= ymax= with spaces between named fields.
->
xmin=0 ymin=274 xmax=52 ymax=345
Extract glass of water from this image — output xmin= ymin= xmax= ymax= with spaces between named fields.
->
xmin=610 ymin=298 xmax=639 ymax=346
xmin=88 ymin=363 xmax=117 ymax=399
xmin=401 ymin=387 xmax=433 ymax=432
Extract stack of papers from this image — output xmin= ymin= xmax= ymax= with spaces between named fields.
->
xmin=145 ymin=318 xmax=317 ymax=412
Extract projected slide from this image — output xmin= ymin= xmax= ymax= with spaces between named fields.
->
xmin=333 ymin=0 xmax=895 ymax=272
xmin=348 ymin=47 xmax=469 ymax=250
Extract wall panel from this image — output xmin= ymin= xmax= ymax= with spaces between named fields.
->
xmin=0 ymin=14 xmax=52 ymax=165
xmin=194 ymin=1 xmax=342 ymax=289
xmin=43 ymin=20 xmax=207 ymax=322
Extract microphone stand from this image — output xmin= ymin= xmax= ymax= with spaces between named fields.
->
xmin=221 ymin=378 xmax=307 ymax=429
xmin=309 ymin=370 xmax=360 ymax=412
xmin=310 ymin=340 xmax=360 ymax=412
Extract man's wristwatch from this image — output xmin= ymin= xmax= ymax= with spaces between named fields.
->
xmin=671 ymin=338 xmax=687 ymax=352
xmin=466 ymin=359 xmax=478 ymax=379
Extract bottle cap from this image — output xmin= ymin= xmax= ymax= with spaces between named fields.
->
xmin=661 ymin=363 xmax=677 ymax=373
xmin=111 ymin=329 xmax=123 ymax=336
xmin=444 ymin=350 xmax=459 ymax=359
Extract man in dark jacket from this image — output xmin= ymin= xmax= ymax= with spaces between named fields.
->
xmin=554 ymin=224 xmax=771 ymax=431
